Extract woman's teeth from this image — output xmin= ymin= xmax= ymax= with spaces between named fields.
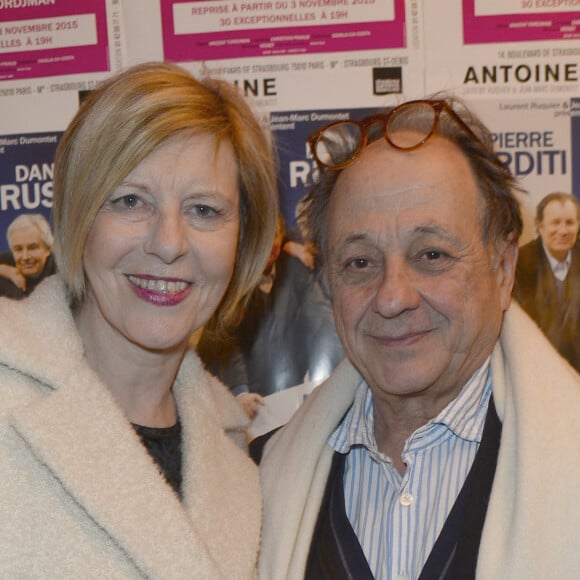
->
xmin=128 ymin=276 xmax=188 ymax=293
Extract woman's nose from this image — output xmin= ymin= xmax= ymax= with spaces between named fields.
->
xmin=144 ymin=211 xmax=188 ymax=263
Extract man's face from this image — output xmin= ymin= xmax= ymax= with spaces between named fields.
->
xmin=10 ymin=224 xmax=51 ymax=278
xmin=326 ymin=136 xmax=516 ymax=404
xmin=537 ymin=199 xmax=579 ymax=262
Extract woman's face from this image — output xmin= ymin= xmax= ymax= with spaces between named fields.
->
xmin=79 ymin=132 xmax=240 ymax=353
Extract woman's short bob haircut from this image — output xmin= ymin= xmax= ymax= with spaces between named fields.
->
xmin=53 ymin=61 xmax=278 ymax=336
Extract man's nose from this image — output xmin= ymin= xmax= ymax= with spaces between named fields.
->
xmin=371 ymin=258 xmax=421 ymax=318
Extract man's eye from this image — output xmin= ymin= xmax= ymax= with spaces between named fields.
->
xmin=346 ymin=258 xmax=369 ymax=270
xmin=423 ymin=250 xmax=442 ymax=261
xmin=415 ymin=249 xmax=455 ymax=271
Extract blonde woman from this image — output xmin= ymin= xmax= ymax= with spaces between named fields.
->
xmin=0 ymin=62 xmax=278 ymax=578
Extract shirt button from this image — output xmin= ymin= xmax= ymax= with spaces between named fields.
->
xmin=400 ymin=493 xmax=414 ymax=507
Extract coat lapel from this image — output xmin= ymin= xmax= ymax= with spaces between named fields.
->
xmin=176 ymin=355 xmax=262 ymax=579
xmin=11 ymin=357 xmax=227 ymax=579
xmin=260 ymin=358 xmax=361 ymax=580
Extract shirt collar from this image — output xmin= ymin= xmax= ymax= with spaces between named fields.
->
xmin=329 ymin=358 xmax=492 ymax=457
xmin=542 ymin=241 xmax=572 ymax=281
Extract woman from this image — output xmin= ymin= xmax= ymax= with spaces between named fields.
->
xmin=0 ymin=62 xmax=278 ymax=578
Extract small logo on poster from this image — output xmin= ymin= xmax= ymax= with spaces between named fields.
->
xmin=373 ymin=67 xmax=402 ymax=95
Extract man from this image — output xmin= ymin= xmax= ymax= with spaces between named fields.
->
xmin=514 ymin=192 xmax=580 ymax=372
xmin=0 ymin=213 xmax=56 ymax=299
xmin=258 ymin=99 xmax=580 ymax=579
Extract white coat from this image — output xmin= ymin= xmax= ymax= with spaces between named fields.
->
xmin=0 ymin=277 xmax=261 ymax=579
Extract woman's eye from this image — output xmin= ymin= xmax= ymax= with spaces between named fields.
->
xmin=112 ymin=194 xmax=142 ymax=209
xmin=192 ymin=204 xmax=220 ymax=218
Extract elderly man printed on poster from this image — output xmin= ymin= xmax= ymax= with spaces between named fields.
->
xmin=258 ymin=98 xmax=580 ymax=580
xmin=514 ymin=192 xmax=580 ymax=372
xmin=0 ymin=213 xmax=56 ymax=299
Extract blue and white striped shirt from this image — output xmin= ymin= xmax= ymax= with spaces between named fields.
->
xmin=328 ymin=360 xmax=492 ymax=580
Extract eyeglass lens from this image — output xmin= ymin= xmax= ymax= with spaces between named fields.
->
xmin=312 ymin=122 xmax=364 ymax=169
xmin=386 ymin=101 xmax=438 ymax=150
xmin=313 ymin=101 xmax=440 ymax=169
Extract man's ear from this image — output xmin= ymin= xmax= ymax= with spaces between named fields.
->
xmin=495 ymin=236 xmax=518 ymax=311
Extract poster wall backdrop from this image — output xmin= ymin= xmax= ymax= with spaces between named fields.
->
xmin=0 ymin=0 xmax=578 ymax=248
xmin=0 ymin=0 xmax=126 ymax=253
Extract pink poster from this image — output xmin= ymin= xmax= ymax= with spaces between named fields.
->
xmin=160 ymin=0 xmax=406 ymax=61
xmin=0 ymin=0 xmax=111 ymax=81
xmin=463 ymin=0 xmax=580 ymax=44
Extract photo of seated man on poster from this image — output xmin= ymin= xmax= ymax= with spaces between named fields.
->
xmin=0 ymin=213 xmax=56 ymax=300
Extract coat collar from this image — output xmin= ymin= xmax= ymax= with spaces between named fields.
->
xmin=11 ymin=367 xmax=227 ymax=578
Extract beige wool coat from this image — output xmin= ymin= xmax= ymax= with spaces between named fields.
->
xmin=0 ymin=277 xmax=261 ymax=579
xmin=259 ymin=303 xmax=580 ymax=580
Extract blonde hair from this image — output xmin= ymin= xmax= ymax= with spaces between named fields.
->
xmin=53 ymin=61 xmax=278 ymax=335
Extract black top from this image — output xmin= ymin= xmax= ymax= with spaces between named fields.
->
xmin=133 ymin=421 xmax=183 ymax=497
